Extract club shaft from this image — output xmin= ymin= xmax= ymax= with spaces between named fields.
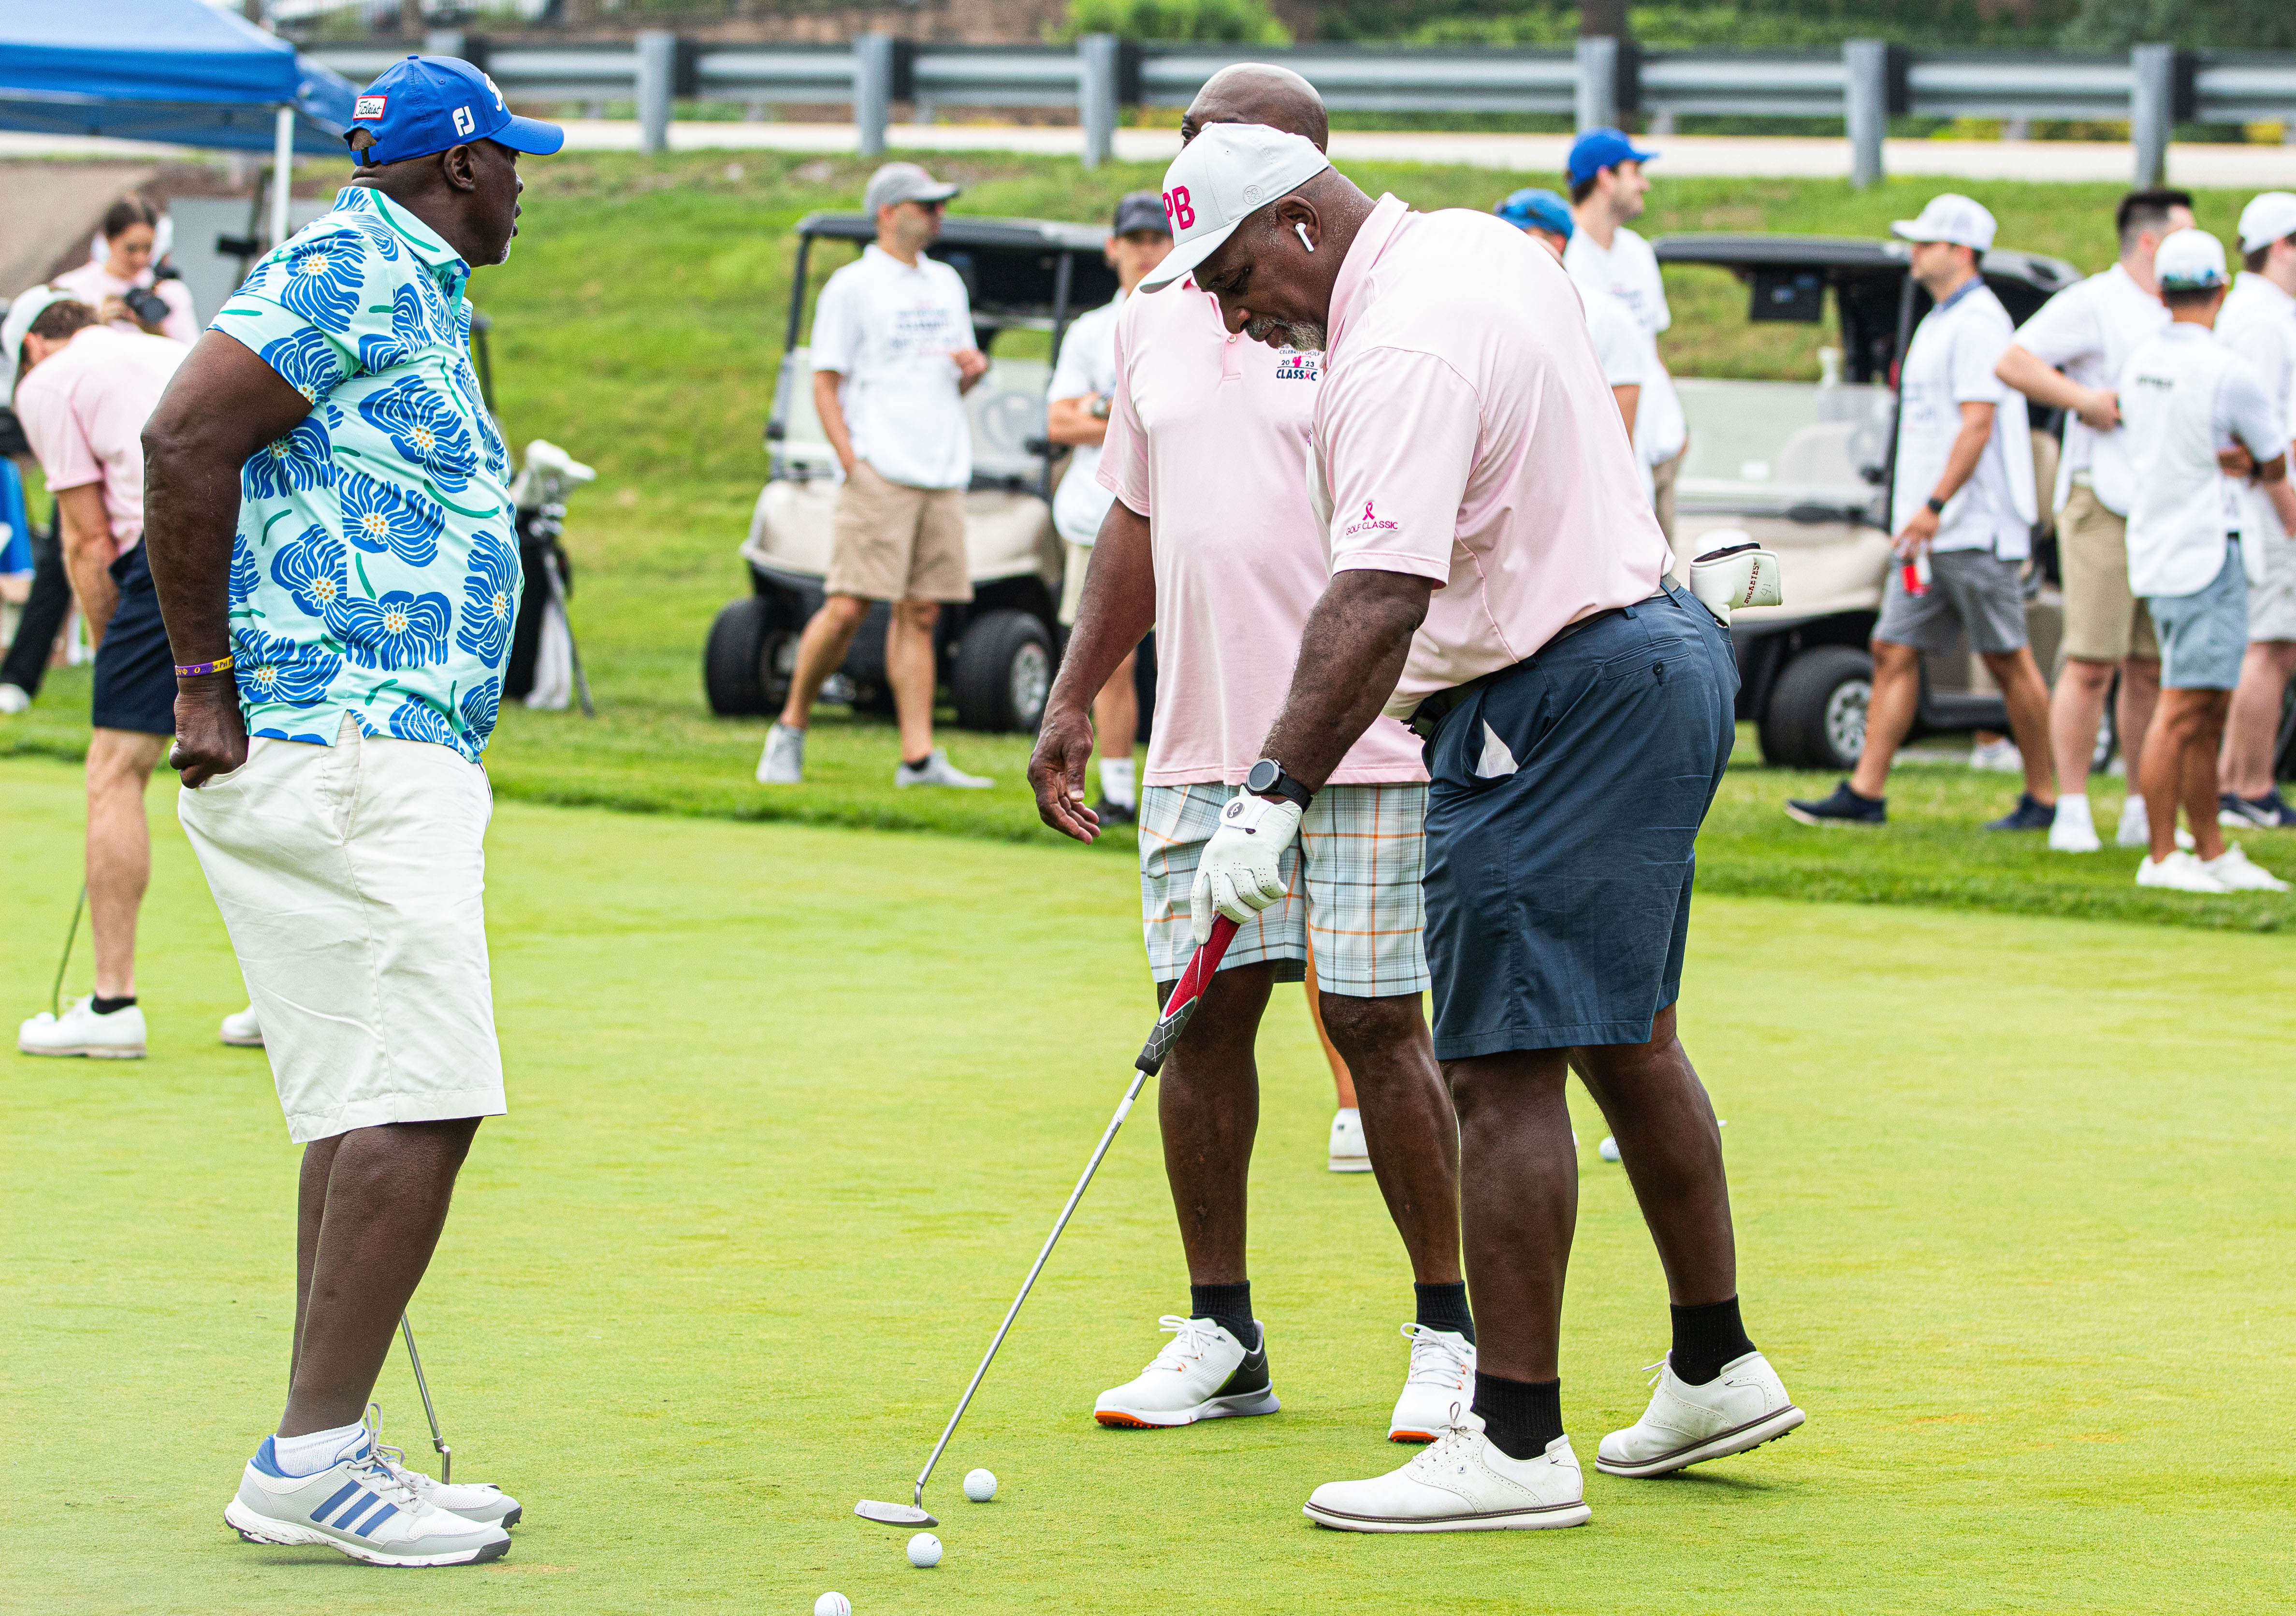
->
xmin=400 ymin=1313 xmax=451 ymax=1483
xmin=911 ymin=1066 xmax=1150 ymax=1509
xmin=51 ymin=885 xmax=85 ymax=1018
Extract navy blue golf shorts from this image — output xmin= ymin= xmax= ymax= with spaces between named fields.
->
xmin=91 ymin=542 xmax=177 ymax=737
xmin=1421 ymin=580 xmax=1738 ymax=1060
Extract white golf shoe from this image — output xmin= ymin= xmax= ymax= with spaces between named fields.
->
xmin=1596 ymin=1350 xmax=1804 ymax=1478
xmin=756 ymin=721 xmax=805 ymax=785
xmin=225 ymin=1435 xmax=510 ymax=1567
xmin=366 ymin=1407 xmax=522 ymax=1527
xmin=2202 ymin=845 xmax=2289 ymax=893
xmin=2048 ymin=796 xmax=2101 ymax=853
xmin=1968 ymin=737 xmax=2022 ymax=772
xmin=2116 ymin=797 xmax=2194 ymax=851
xmin=19 ymin=996 xmax=145 ymax=1058
xmin=219 ymin=1004 xmax=264 ymax=1047
xmin=1094 ymin=1315 xmax=1279 ymax=1428
xmin=894 ymin=748 xmax=993 ymax=789
xmin=1388 ymin=1324 xmax=1476 ymax=1443
xmin=2136 ymin=849 xmax=2228 ymax=894
xmin=0 ymin=681 xmax=29 ymax=714
xmin=1304 ymin=1413 xmax=1590 ymax=1533
xmin=1327 ymin=1107 xmax=1370 ymax=1172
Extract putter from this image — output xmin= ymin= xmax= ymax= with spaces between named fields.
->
xmin=856 ymin=913 xmax=1243 ymax=1528
xmin=399 ymin=1313 xmax=452 ymax=1484
xmin=50 ymin=885 xmax=86 ymax=1017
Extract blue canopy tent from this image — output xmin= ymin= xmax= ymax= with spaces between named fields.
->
xmin=0 ymin=0 xmax=361 ymax=242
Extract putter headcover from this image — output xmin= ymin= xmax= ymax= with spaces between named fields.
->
xmin=1688 ymin=537 xmax=1782 ymax=624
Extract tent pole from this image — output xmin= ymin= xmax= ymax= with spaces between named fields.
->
xmin=270 ymin=104 xmax=294 ymax=248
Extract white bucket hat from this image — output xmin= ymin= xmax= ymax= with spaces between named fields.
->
xmin=1138 ymin=123 xmax=1332 ymax=293
xmin=1891 ymin=193 xmax=1997 ymax=252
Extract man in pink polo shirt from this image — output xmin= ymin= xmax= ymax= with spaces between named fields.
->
xmin=1028 ymin=66 xmax=1474 ymax=1447
xmin=1148 ymin=125 xmax=1806 ymax=1533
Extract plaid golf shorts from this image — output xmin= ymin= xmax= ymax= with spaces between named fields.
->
xmin=1139 ymin=781 xmax=1430 ymax=998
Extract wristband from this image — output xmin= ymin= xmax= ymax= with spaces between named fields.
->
xmin=1925 ymin=495 xmax=1948 ymax=516
xmin=175 ymin=654 xmax=234 ymax=678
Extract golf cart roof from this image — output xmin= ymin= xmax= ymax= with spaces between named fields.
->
xmin=795 ymin=210 xmax=1112 ymax=255
xmin=1653 ymin=233 xmax=2080 ymax=296
xmin=786 ymin=211 xmax=1121 ymax=344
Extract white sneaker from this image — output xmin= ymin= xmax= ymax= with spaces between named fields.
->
xmin=19 ymin=996 xmax=146 ymax=1058
xmin=1596 ymin=1350 xmax=1805 ymax=1478
xmin=2048 ymin=796 xmax=2100 ymax=853
xmin=1389 ymin=1324 xmax=1476 ymax=1443
xmin=2202 ymin=845 xmax=2289 ymax=893
xmin=363 ymin=1417 xmax=522 ymax=1528
xmin=1327 ymin=1107 xmax=1371 ymax=1173
xmin=225 ymin=1434 xmax=510 ymax=1567
xmin=1304 ymin=1414 xmax=1590 ymax=1532
xmin=895 ymin=748 xmax=993 ymax=789
xmin=1968 ymin=737 xmax=2022 ymax=772
xmin=756 ymin=722 xmax=804 ymax=784
xmin=219 ymin=1004 xmax=265 ymax=1047
xmin=1093 ymin=1316 xmax=1279 ymax=1428
xmin=0 ymin=681 xmax=29 ymax=714
xmin=2114 ymin=795 xmax=2150 ymax=848
xmin=2136 ymin=849 xmax=2229 ymax=894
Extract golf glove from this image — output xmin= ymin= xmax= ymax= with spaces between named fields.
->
xmin=1190 ymin=792 xmax=1304 ymax=942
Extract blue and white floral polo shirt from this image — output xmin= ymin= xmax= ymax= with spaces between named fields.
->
xmin=212 ymin=185 xmax=518 ymax=762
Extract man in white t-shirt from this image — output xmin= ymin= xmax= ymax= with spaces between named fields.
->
xmin=1045 ymin=191 xmax=1172 ymax=825
xmin=1496 ymin=187 xmax=1646 ymax=491
xmin=758 ymin=162 xmax=993 ymax=791
xmin=2217 ymin=192 xmax=2296 ymax=830
xmin=1789 ymin=195 xmax=2056 ymax=831
xmin=1565 ymin=129 xmax=1688 ymax=538
xmin=1027 ymin=67 xmax=1477 ymax=1453
xmin=1996 ymin=188 xmax=2192 ymax=852
xmin=2117 ymin=228 xmax=2294 ymax=894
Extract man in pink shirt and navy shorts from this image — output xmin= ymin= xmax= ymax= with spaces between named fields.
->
xmin=1030 ymin=67 xmax=1475 ymax=1449
xmin=1150 ymin=124 xmax=1807 ymax=1533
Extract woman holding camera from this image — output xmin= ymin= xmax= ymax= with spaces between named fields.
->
xmin=52 ymin=198 xmax=197 ymax=346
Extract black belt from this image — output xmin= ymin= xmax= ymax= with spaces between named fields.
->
xmin=1403 ymin=604 xmax=1632 ymax=743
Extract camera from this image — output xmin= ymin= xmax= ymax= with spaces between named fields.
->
xmin=122 ymin=286 xmax=171 ymax=328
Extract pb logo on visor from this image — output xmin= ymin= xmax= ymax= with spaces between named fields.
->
xmin=354 ymin=94 xmax=387 ymax=120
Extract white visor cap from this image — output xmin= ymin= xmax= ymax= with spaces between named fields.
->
xmin=2154 ymin=227 xmax=2229 ymax=290
xmin=2237 ymin=190 xmax=2296 ymax=255
xmin=1138 ymin=123 xmax=1333 ymax=293
xmin=2 ymin=284 xmax=87 ymax=405
xmin=1891 ymin=192 xmax=1997 ymax=252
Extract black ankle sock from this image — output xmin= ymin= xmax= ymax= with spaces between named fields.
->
xmin=1413 ymin=1281 xmax=1475 ymax=1345
xmin=901 ymin=754 xmax=933 ymax=769
xmin=1472 ymin=1371 xmax=1562 ymax=1460
xmin=1670 ymin=1296 xmax=1756 ymax=1386
xmin=1190 ymin=1283 xmax=1255 ymax=1348
xmin=90 ymin=995 xmax=137 ymax=1016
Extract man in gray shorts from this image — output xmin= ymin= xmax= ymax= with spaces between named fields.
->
xmin=1788 ymin=195 xmax=2058 ymax=830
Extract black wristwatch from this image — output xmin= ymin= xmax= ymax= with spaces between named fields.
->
xmin=1245 ymin=757 xmax=1313 ymax=809
xmin=1925 ymin=494 xmax=1948 ymax=516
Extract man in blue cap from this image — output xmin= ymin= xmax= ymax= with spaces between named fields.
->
xmin=1495 ymin=187 xmax=1647 ymax=471
xmin=141 ymin=55 xmax=561 ymax=1567
xmin=1563 ymin=128 xmax=1688 ymax=542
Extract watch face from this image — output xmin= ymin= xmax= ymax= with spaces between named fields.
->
xmin=1246 ymin=759 xmax=1280 ymax=794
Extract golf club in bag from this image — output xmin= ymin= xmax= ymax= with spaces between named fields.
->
xmin=856 ymin=913 xmax=1242 ymax=1529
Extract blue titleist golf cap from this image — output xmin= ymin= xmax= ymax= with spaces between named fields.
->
xmin=1495 ymin=187 xmax=1575 ymax=240
xmin=348 ymin=56 xmax=566 ymax=166
xmin=1567 ymin=126 xmax=1657 ymax=186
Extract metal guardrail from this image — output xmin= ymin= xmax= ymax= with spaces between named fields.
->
xmin=306 ymin=32 xmax=2296 ymax=187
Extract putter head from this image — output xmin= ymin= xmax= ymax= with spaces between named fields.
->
xmin=855 ymin=1499 xmax=937 ymax=1528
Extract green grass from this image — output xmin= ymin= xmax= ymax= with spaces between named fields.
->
xmin=3 ymin=754 xmax=2292 ymax=1613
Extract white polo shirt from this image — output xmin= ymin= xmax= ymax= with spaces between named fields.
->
xmin=809 ymin=245 xmax=974 ymax=491
xmin=1047 ymin=289 xmax=1124 ymax=547
xmin=1578 ymin=281 xmax=1654 ymax=501
xmin=2009 ymin=263 xmax=2168 ymax=515
xmin=2121 ymin=324 xmax=2285 ymax=596
xmin=1892 ymin=277 xmax=2036 ymax=559
xmin=1563 ymin=223 xmax=1687 ymax=469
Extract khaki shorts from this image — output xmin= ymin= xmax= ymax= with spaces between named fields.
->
xmin=1651 ymin=447 xmax=1684 ymax=544
xmin=2251 ymin=519 xmax=2296 ymax=643
xmin=824 ymin=460 xmax=972 ymax=603
xmin=2058 ymin=483 xmax=2158 ymax=664
xmin=1058 ymin=539 xmax=1092 ymax=626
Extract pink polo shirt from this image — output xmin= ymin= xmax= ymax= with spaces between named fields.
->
xmin=12 ymin=325 xmax=187 ymax=553
xmin=1318 ymin=196 xmax=1672 ymax=719
xmin=1099 ymin=276 xmax=1425 ymax=786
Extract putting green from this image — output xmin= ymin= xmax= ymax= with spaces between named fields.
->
xmin=1 ymin=755 xmax=2288 ymax=1614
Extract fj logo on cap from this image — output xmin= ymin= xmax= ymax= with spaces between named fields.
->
xmin=452 ymin=105 xmax=475 ymax=136
xmin=354 ymin=94 xmax=387 ymax=119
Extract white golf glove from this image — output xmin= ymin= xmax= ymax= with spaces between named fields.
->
xmin=1190 ymin=791 xmax=1305 ymax=943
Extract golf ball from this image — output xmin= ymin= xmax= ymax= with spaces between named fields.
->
xmin=963 ymin=1468 xmax=998 ymax=1503
xmin=906 ymin=1531 xmax=943 ymax=1569
xmin=814 ymin=1595 xmax=852 ymax=1616
xmin=1598 ymin=1135 xmax=1621 ymax=1163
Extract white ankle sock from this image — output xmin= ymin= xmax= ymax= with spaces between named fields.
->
xmin=1099 ymin=755 xmax=1136 ymax=809
xmin=273 ymin=1420 xmax=367 ymax=1477
xmin=2053 ymin=793 xmax=2090 ymax=825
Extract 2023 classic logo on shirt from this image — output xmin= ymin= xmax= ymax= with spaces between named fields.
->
xmin=1274 ymin=350 xmax=1319 ymax=382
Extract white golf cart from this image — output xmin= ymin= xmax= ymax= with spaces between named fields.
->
xmin=704 ymin=212 xmax=1119 ymax=733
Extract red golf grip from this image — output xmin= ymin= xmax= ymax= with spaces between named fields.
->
xmin=1134 ymin=915 xmax=1240 ymax=1076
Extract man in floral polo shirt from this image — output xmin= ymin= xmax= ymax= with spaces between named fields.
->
xmin=141 ymin=57 xmax=558 ymax=1568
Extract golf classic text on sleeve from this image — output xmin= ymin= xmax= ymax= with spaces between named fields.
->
xmin=209 ymin=186 xmax=520 ymax=762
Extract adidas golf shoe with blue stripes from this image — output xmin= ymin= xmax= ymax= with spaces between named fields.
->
xmin=225 ymin=1436 xmax=510 ymax=1566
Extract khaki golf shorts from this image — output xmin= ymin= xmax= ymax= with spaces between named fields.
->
xmin=178 ymin=714 xmax=506 ymax=1144
xmin=1139 ymin=781 xmax=1430 ymax=998
xmin=2251 ymin=520 xmax=2296 ymax=643
xmin=825 ymin=460 xmax=973 ymax=604
xmin=1651 ymin=447 xmax=1684 ymax=544
xmin=1058 ymin=539 xmax=1093 ymax=626
xmin=2058 ymin=483 xmax=2159 ymax=664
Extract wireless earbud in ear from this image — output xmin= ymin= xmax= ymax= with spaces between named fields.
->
xmin=1294 ymin=222 xmax=1315 ymax=253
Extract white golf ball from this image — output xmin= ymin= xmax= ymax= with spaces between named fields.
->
xmin=963 ymin=1468 xmax=998 ymax=1502
xmin=1598 ymin=1135 xmax=1621 ymax=1163
xmin=814 ymin=1595 xmax=852 ymax=1616
xmin=906 ymin=1531 xmax=943 ymax=1569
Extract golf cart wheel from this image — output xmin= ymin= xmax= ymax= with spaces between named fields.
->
xmin=705 ymin=597 xmax=771 ymax=716
xmin=1760 ymin=646 xmax=1873 ymax=771
xmin=953 ymin=609 xmax=1053 ymax=733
